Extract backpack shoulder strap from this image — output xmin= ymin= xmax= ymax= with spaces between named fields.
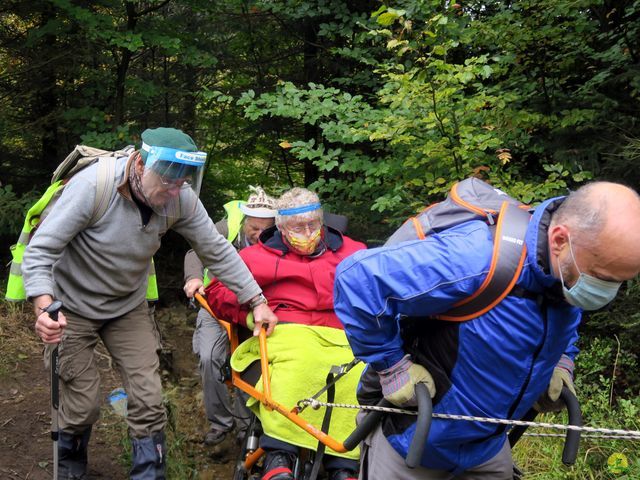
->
xmin=88 ymin=157 xmax=118 ymax=226
xmin=88 ymin=146 xmax=134 ymax=226
xmin=437 ymin=201 xmax=531 ymax=321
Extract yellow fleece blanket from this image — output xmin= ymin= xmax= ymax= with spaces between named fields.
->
xmin=230 ymin=324 xmax=364 ymax=459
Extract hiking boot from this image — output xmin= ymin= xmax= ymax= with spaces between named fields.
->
xmin=261 ymin=450 xmax=296 ymax=480
xmin=204 ymin=426 xmax=228 ymax=446
xmin=58 ymin=428 xmax=92 ymax=480
xmin=328 ymin=468 xmax=359 ymax=480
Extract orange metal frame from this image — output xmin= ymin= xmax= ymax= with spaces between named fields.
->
xmin=194 ymin=294 xmax=349 ymax=472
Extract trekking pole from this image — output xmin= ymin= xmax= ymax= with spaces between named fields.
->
xmin=45 ymin=300 xmax=63 ymax=480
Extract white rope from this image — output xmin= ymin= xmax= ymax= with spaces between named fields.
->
xmin=523 ymin=432 xmax=640 ymax=440
xmin=299 ymin=399 xmax=640 ymax=440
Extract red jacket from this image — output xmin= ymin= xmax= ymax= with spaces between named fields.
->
xmin=205 ymin=225 xmax=366 ymax=329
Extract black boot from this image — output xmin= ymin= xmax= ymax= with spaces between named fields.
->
xmin=261 ymin=450 xmax=296 ymax=480
xmin=328 ymin=468 xmax=359 ymax=480
xmin=130 ymin=431 xmax=166 ymax=480
xmin=58 ymin=427 xmax=92 ymax=480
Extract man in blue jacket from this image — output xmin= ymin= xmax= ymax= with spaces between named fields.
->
xmin=334 ymin=181 xmax=640 ymax=479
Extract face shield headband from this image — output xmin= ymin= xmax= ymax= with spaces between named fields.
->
xmin=278 ymin=202 xmax=322 ymax=216
xmin=278 ymin=202 xmax=324 ymax=255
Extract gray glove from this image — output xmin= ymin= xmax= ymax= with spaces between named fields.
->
xmin=535 ymin=355 xmax=576 ymax=413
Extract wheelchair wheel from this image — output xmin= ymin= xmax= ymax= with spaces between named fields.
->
xmin=232 ymin=462 xmax=254 ymax=480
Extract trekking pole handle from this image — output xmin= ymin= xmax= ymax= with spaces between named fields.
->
xmin=46 ymin=300 xmax=63 ymax=414
xmin=44 ymin=300 xmax=63 ymax=322
xmin=559 ymin=386 xmax=582 ymax=466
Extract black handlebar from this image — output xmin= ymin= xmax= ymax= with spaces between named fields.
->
xmin=344 ymin=384 xmax=581 ymax=469
xmin=405 ymin=383 xmax=432 ymax=468
xmin=343 ymin=398 xmax=391 ymax=451
xmin=559 ymin=386 xmax=582 ymax=466
xmin=343 ymin=383 xmax=433 ymax=469
xmin=508 ymin=386 xmax=582 ymax=466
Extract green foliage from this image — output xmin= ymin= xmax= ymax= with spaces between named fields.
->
xmin=583 ymin=278 xmax=640 ymax=396
xmin=602 ymin=135 xmax=640 ymax=186
xmin=0 ymin=185 xmax=39 ymax=237
xmin=80 ymin=125 xmax=136 ymax=151
xmin=238 ymin=1 xmax=603 ymax=233
xmin=513 ymin=336 xmax=640 ymax=479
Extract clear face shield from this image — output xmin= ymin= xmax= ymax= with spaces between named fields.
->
xmin=140 ymin=144 xmax=207 ymax=217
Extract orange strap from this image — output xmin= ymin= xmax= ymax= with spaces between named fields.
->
xmin=437 ymin=201 xmax=530 ymax=321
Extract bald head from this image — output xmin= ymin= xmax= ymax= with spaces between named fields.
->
xmin=550 ymin=182 xmax=640 ymax=283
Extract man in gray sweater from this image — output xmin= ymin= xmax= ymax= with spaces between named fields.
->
xmin=22 ymin=127 xmax=277 ymax=480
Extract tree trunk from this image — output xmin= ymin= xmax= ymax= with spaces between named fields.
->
xmin=303 ymin=17 xmax=319 ymax=186
xmin=114 ymin=2 xmax=138 ymax=125
xmin=36 ymin=4 xmax=59 ymax=168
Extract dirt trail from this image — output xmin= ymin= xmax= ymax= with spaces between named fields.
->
xmin=0 ymin=345 xmax=127 ymax=479
xmin=0 ymin=305 xmax=235 ymax=479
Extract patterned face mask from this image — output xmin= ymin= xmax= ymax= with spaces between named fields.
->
xmin=285 ymin=228 xmax=322 ymax=255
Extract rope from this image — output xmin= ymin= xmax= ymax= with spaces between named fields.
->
xmin=297 ymin=399 xmax=640 ymax=440
xmin=523 ymin=433 xmax=640 ymax=440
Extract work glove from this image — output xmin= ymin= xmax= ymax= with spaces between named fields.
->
xmin=378 ymin=354 xmax=436 ymax=407
xmin=534 ymin=355 xmax=576 ymax=413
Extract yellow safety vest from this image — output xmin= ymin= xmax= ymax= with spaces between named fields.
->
xmin=5 ymin=165 xmax=159 ymax=302
xmin=223 ymin=199 xmax=246 ymax=245
xmin=201 ymin=200 xmax=246 ymax=288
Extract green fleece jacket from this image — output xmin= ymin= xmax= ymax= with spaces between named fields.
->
xmin=22 ymin=154 xmax=261 ymax=319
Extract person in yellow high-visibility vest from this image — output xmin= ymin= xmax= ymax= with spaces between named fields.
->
xmin=183 ymin=186 xmax=276 ymax=448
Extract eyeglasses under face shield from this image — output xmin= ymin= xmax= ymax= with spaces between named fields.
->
xmin=142 ymin=143 xmax=207 ymax=196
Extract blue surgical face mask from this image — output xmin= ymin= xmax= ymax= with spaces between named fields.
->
xmin=557 ymin=235 xmax=622 ymax=311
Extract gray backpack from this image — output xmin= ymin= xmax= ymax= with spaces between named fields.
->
xmin=50 ymin=145 xmax=136 ymax=224
xmin=385 ymin=178 xmax=532 ymax=321
xmin=5 ymin=145 xmax=146 ymax=302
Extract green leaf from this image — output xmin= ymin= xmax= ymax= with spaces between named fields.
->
xmin=377 ymin=13 xmax=399 ymax=26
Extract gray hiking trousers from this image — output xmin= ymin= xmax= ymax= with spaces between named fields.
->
xmin=192 ymin=308 xmax=250 ymax=433
xmin=45 ymin=301 xmax=166 ymax=438
xmin=360 ymin=423 xmax=514 ymax=480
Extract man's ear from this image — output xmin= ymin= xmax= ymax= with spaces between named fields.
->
xmin=548 ymin=224 xmax=570 ymax=257
xmin=134 ymin=153 xmax=145 ymax=175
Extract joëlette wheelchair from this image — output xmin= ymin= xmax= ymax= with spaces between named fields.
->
xmin=194 ymin=293 xmax=433 ymax=480
xmin=194 ymin=294 xmax=582 ymax=480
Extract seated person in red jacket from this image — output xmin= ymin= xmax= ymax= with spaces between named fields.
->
xmin=206 ymin=187 xmax=366 ymax=480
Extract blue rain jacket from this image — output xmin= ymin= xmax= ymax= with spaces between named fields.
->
xmin=334 ymin=197 xmax=581 ymax=474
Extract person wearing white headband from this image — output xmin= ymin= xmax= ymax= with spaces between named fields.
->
xmin=205 ymin=187 xmax=367 ymax=480
xmin=182 ymin=185 xmax=277 ymax=449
